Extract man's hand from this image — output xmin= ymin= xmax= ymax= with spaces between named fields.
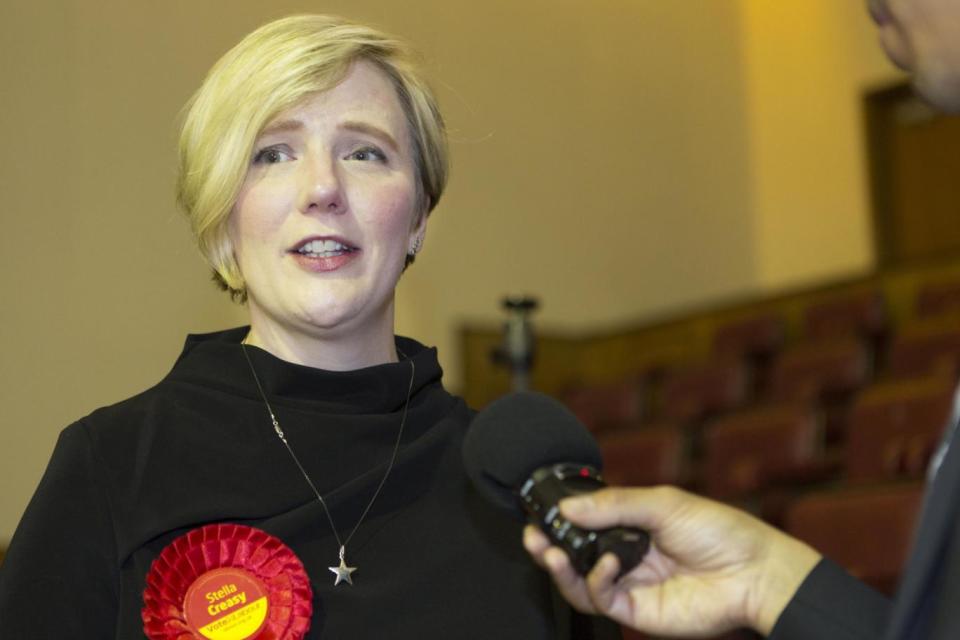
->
xmin=523 ymin=486 xmax=821 ymax=636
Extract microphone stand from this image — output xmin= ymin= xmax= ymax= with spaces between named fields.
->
xmin=491 ymin=296 xmax=539 ymax=392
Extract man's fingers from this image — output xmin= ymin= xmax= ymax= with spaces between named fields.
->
xmin=560 ymin=485 xmax=687 ymax=531
xmin=523 ymin=526 xmax=596 ymax=613
xmin=523 ymin=525 xmax=551 ymax=568
xmin=585 ymin=552 xmax=621 ymax=613
xmin=542 ymin=547 xmax=597 ymax=614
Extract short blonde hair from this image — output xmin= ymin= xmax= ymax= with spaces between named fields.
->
xmin=176 ymin=14 xmax=448 ymax=299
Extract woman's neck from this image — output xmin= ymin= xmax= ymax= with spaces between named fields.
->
xmin=243 ymin=319 xmax=399 ymax=371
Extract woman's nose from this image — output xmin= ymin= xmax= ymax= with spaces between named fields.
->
xmin=297 ymin=154 xmax=344 ymax=215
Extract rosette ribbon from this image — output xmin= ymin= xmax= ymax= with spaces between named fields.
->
xmin=142 ymin=523 xmax=312 ymax=639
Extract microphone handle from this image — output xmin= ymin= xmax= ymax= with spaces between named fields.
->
xmin=596 ymin=525 xmax=650 ymax=580
xmin=520 ymin=463 xmax=650 ymax=578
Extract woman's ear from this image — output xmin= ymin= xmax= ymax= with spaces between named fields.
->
xmin=408 ymin=209 xmax=428 ymax=256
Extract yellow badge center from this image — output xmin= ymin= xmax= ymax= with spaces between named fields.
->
xmin=183 ymin=567 xmax=270 ymax=640
xmin=198 ymin=596 xmax=268 ymax=639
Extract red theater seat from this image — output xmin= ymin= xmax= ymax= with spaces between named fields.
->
xmin=599 ymin=425 xmax=688 ymax=487
xmin=886 ymin=318 xmax=960 ymax=380
xmin=803 ymin=289 xmax=887 ymax=342
xmin=768 ymin=338 xmax=872 ymax=404
xmin=916 ymin=279 xmax=960 ymax=317
xmin=559 ymin=378 xmax=645 ymax=433
xmin=659 ymin=359 xmax=750 ymax=423
xmin=784 ymin=483 xmax=924 ymax=595
xmin=713 ymin=313 xmax=785 ymax=360
xmin=703 ymin=404 xmax=825 ymax=499
xmin=846 ymin=376 xmax=955 ymax=482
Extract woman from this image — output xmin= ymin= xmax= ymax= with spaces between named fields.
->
xmin=0 ymin=14 xmax=618 ymax=639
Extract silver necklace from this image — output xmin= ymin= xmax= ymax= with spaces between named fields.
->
xmin=240 ymin=343 xmax=416 ymax=586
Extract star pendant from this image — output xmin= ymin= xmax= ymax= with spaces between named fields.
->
xmin=329 ymin=547 xmax=357 ymax=586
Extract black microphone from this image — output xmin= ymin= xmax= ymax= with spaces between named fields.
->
xmin=463 ymin=391 xmax=649 ymax=578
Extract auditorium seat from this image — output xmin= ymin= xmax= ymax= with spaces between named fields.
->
xmin=702 ymin=404 xmax=826 ymax=499
xmin=916 ymin=278 xmax=960 ymax=317
xmin=885 ymin=316 xmax=960 ymax=380
xmin=659 ymin=359 xmax=750 ymax=424
xmin=713 ymin=314 xmax=785 ymax=398
xmin=559 ymin=378 xmax=645 ymax=433
xmin=767 ymin=338 xmax=872 ymax=404
xmin=802 ymin=289 xmax=887 ymax=343
xmin=599 ymin=424 xmax=688 ymax=487
xmin=713 ymin=313 xmax=785 ymax=360
xmin=784 ymin=483 xmax=924 ymax=595
xmin=845 ymin=375 xmax=955 ymax=482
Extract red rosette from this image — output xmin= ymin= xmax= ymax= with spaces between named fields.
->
xmin=142 ymin=524 xmax=313 ymax=640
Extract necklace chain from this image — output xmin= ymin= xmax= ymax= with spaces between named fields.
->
xmin=240 ymin=343 xmax=415 ymax=581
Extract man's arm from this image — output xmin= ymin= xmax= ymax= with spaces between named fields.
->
xmin=523 ymin=486 xmax=868 ymax=637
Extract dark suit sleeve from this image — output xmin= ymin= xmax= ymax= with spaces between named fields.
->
xmin=0 ymin=422 xmax=119 ymax=639
xmin=768 ymin=558 xmax=891 ymax=640
xmin=571 ymin=611 xmax=623 ymax=639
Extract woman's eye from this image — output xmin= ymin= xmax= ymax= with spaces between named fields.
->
xmin=252 ymin=146 xmax=292 ymax=164
xmin=347 ymin=146 xmax=387 ymax=163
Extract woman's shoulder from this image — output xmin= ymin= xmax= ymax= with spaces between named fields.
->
xmin=77 ymin=376 xmax=189 ymax=436
xmin=74 ymin=327 xmax=252 ymax=441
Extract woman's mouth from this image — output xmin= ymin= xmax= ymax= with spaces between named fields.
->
xmin=290 ymin=237 xmax=359 ymax=272
xmin=295 ymin=238 xmax=357 ymax=258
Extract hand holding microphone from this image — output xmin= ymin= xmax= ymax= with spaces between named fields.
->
xmin=462 ymin=391 xmax=650 ymax=579
xmin=463 ymin=392 xmax=821 ymax=637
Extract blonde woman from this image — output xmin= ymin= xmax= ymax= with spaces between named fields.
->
xmin=0 ymin=15 xmax=618 ymax=639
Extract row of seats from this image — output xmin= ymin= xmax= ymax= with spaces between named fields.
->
xmin=597 ymin=373 xmax=953 ymax=496
xmin=563 ymin=287 xmax=960 ymax=499
xmin=560 ymin=282 xmax=960 ymax=639
xmin=564 ymin=312 xmax=960 ymax=435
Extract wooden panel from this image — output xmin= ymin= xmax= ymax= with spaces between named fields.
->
xmin=460 ymin=257 xmax=960 ymax=410
xmin=866 ymin=83 xmax=960 ymax=266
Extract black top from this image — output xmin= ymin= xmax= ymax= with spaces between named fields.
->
xmin=0 ymin=328 xmax=619 ymax=639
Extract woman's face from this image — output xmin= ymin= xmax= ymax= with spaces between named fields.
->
xmin=230 ymin=61 xmax=423 ymax=346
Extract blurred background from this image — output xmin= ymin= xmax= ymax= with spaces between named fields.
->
xmin=0 ymin=0 xmax=933 ymax=599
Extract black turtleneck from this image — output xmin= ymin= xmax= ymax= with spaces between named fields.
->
xmin=0 ymin=328 xmax=619 ymax=639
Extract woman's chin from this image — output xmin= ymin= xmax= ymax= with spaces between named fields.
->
xmin=295 ymin=307 xmax=363 ymax=333
xmin=296 ymin=298 xmax=393 ymax=336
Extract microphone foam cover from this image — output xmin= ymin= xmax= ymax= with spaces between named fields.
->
xmin=463 ymin=391 xmax=603 ymax=514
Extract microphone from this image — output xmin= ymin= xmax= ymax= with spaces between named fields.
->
xmin=463 ymin=391 xmax=649 ymax=578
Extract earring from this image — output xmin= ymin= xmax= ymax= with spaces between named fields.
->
xmin=409 ymin=235 xmax=423 ymax=256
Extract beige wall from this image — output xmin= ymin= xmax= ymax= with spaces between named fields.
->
xmin=739 ymin=0 xmax=902 ymax=290
xmin=0 ymin=1 xmax=896 ymax=543
xmin=399 ymin=0 xmax=755 ymax=387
